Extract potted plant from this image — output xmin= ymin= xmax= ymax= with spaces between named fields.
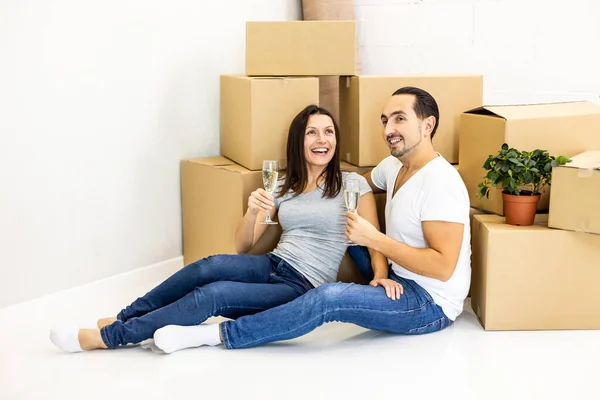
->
xmin=477 ymin=143 xmax=571 ymax=226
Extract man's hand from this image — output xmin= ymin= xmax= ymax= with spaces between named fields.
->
xmin=346 ymin=211 xmax=380 ymax=246
xmin=370 ymin=278 xmax=403 ymax=300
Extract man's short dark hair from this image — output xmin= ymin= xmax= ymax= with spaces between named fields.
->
xmin=392 ymin=87 xmax=440 ymax=139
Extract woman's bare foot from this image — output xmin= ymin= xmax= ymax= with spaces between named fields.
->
xmin=78 ymin=329 xmax=108 ymax=350
xmin=97 ymin=317 xmax=117 ymax=329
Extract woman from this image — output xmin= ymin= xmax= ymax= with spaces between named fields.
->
xmin=50 ymin=104 xmax=386 ymax=352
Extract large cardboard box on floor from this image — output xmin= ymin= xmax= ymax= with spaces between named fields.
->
xmin=181 ymin=156 xmax=369 ymax=284
xmin=548 ymin=151 xmax=600 ymax=235
xmin=245 ymin=21 xmax=357 ymax=76
xmin=459 ymin=101 xmax=600 ymax=215
xmin=470 ymin=214 xmax=600 ymax=331
xmin=339 ymin=75 xmax=483 ymax=166
xmin=181 ymin=157 xmax=282 ymax=264
xmin=220 ymin=75 xmax=319 ymax=171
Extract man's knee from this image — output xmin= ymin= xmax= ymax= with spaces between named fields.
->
xmin=313 ymin=282 xmax=354 ymax=307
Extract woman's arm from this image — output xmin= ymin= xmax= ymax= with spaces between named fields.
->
xmin=235 ymin=189 xmax=279 ymax=254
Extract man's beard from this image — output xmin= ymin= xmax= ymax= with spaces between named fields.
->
xmin=391 ymin=134 xmax=423 ymax=158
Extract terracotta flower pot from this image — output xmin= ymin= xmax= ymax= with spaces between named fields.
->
xmin=502 ymin=191 xmax=541 ymax=226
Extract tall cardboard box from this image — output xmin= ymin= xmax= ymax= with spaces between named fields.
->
xmin=459 ymin=101 xmax=600 ymax=215
xmin=181 ymin=157 xmax=282 ymax=265
xmin=471 ymin=214 xmax=600 ymax=331
xmin=301 ymin=1 xmax=362 ymax=123
xmin=181 ymin=156 xmax=368 ymax=284
xmin=548 ymin=151 xmax=600 ymax=235
xmin=220 ymin=75 xmax=319 ymax=171
xmin=339 ymin=75 xmax=483 ymax=166
xmin=246 ymin=21 xmax=357 ymax=76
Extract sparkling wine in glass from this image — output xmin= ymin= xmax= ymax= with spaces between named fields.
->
xmin=344 ymin=178 xmax=360 ymax=244
xmin=260 ymin=160 xmax=279 ymax=225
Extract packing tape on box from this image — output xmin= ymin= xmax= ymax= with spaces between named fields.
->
xmin=577 ymin=167 xmax=594 ymax=178
xmin=575 ymin=218 xmax=591 ymax=234
xmin=577 ymin=162 xmax=600 ymax=178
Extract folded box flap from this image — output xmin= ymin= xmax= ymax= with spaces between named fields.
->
xmin=464 ymin=101 xmax=600 ymax=120
xmin=563 ymin=151 xmax=600 ymax=170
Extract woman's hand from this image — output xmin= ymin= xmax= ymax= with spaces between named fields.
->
xmin=248 ymin=189 xmax=275 ymax=215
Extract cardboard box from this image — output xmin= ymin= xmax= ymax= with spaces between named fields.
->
xmin=548 ymin=151 xmax=600 ymax=235
xmin=245 ymin=21 xmax=357 ymax=76
xmin=220 ymin=75 xmax=319 ymax=171
xmin=470 ymin=214 xmax=600 ymax=330
xmin=339 ymin=75 xmax=483 ymax=166
xmin=459 ymin=101 xmax=600 ymax=215
xmin=181 ymin=156 xmax=369 ymax=284
xmin=466 ymin=207 xmax=489 ymax=297
xmin=340 ymin=161 xmax=373 ymax=176
xmin=181 ymin=157 xmax=282 ymax=264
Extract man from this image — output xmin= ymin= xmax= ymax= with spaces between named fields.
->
xmin=151 ymin=87 xmax=471 ymax=353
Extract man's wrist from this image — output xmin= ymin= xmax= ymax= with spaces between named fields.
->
xmin=373 ymin=274 xmax=388 ymax=281
xmin=365 ymin=229 xmax=384 ymax=250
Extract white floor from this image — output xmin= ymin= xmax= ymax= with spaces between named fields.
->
xmin=1 ymin=270 xmax=599 ymax=400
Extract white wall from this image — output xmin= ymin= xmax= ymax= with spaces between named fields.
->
xmin=0 ymin=0 xmax=302 ymax=307
xmin=1 ymin=0 xmax=599 ymax=308
xmin=356 ymin=0 xmax=600 ymax=104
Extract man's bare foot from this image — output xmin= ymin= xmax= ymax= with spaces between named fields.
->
xmin=78 ymin=329 xmax=108 ymax=350
xmin=97 ymin=317 xmax=117 ymax=329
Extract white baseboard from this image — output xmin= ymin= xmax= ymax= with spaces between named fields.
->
xmin=86 ymin=256 xmax=185 ymax=292
xmin=85 ymin=256 xmax=184 ymax=295
xmin=0 ymin=256 xmax=184 ymax=312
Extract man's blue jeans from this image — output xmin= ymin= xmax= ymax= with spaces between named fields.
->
xmin=220 ymin=247 xmax=451 ymax=349
xmin=100 ymin=253 xmax=314 ymax=348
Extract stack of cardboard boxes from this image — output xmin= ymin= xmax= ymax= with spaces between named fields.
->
xmin=460 ymin=103 xmax=600 ymax=330
xmin=180 ymin=20 xmax=483 ymax=285
xmin=180 ymin=19 xmax=600 ymax=332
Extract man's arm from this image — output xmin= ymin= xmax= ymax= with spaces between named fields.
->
xmin=346 ymin=216 xmax=464 ymax=282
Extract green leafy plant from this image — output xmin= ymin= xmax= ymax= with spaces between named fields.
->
xmin=477 ymin=143 xmax=571 ymax=199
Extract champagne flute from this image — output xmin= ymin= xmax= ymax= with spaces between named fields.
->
xmin=344 ymin=178 xmax=360 ymax=244
xmin=260 ymin=160 xmax=279 ymax=225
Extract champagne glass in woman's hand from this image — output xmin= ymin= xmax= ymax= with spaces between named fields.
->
xmin=344 ymin=178 xmax=360 ymax=244
xmin=260 ymin=160 xmax=279 ymax=225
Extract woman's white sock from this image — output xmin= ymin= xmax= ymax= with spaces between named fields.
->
xmin=49 ymin=327 xmax=84 ymax=353
xmin=153 ymin=324 xmax=222 ymax=354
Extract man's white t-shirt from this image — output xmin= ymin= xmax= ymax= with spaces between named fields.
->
xmin=370 ymin=155 xmax=471 ymax=321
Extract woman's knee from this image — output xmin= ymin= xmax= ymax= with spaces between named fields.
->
xmin=187 ymin=254 xmax=228 ymax=274
xmin=193 ymin=281 xmax=229 ymax=300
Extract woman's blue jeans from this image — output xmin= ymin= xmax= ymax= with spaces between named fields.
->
xmin=100 ymin=253 xmax=314 ymax=348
